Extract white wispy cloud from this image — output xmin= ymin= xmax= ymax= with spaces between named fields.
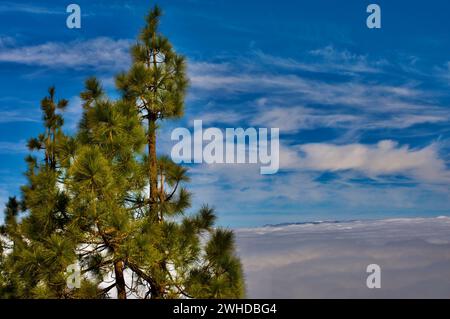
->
xmin=199 ymin=109 xmax=247 ymax=125
xmin=189 ymin=65 xmax=426 ymax=111
xmin=308 ymin=45 xmax=387 ymax=74
xmin=293 ymin=140 xmax=449 ymax=183
xmin=435 ymin=61 xmax=450 ymax=85
xmin=251 ymin=106 xmax=359 ymax=132
xmin=0 ymin=110 xmax=39 ymax=123
xmin=250 ymin=105 xmax=448 ymax=133
xmin=187 ymin=51 xmax=449 ymax=135
xmin=190 ymin=57 xmax=416 ymax=101
xmin=0 ymin=37 xmax=131 ymax=71
xmin=0 ymin=36 xmax=16 ymax=47
xmin=253 ymin=46 xmax=385 ymax=75
xmin=0 ymin=2 xmax=62 ymax=15
xmin=0 ymin=140 xmax=28 ymax=154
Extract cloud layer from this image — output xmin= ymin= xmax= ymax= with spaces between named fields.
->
xmin=235 ymin=216 xmax=450 ymax=298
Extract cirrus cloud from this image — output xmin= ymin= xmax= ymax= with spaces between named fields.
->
xmin=0 ymin=37 xmax=131 ymax=71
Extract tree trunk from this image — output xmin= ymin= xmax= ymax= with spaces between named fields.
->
xmin=149 ymin=31 xmax=159 ymax=214
xmin=148 ymin=117 xmax=158 ymax=211
xmin=151 ymin=280 xmax=164 ymax=299
xmin=114 ymin=260 xmax=127 ymax=299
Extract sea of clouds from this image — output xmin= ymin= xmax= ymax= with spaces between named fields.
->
xmin=235 ymin=216 xmax=450 ymax=298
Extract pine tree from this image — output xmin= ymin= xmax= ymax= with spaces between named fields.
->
xmin=0 ymin=88 xmax=80 ymax=298
xmin=0 ymin=6 xmax=245 ymax=299
xmin=114 ymin=5 xmax=244 ymax=298
xmin=115 ymin=5 xmax=188 ymax=212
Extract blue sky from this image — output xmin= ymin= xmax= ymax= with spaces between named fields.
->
xmin=0 ymin=0 xmax=449 ymax=227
